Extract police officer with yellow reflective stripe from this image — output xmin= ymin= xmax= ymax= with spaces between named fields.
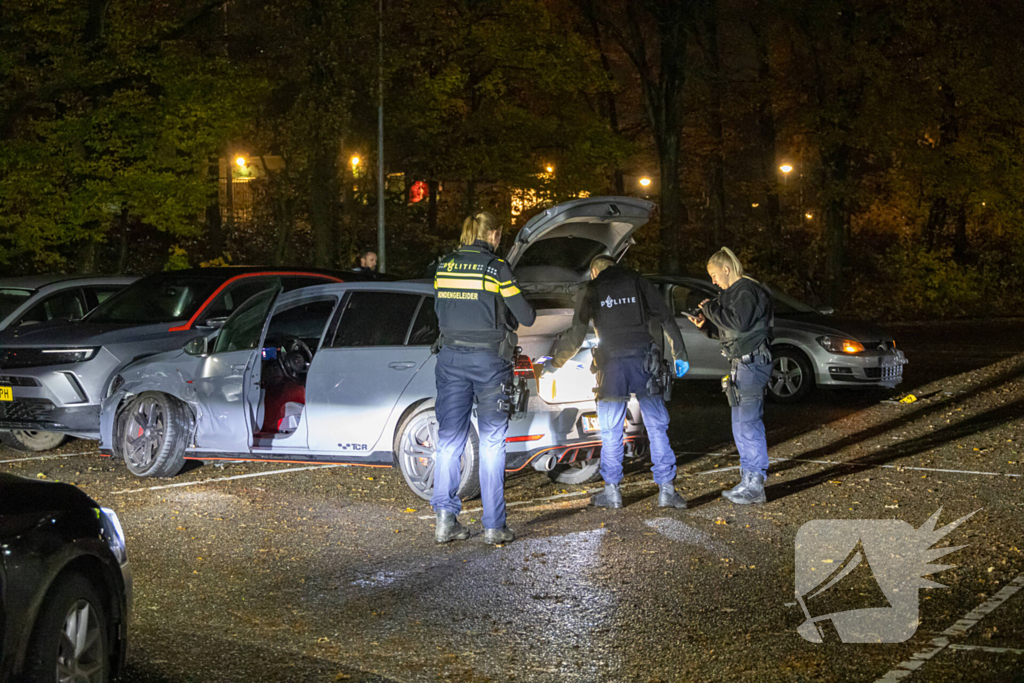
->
xmin=431 ymin=211 xmax=536 ymax=545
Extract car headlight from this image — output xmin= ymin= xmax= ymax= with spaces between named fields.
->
xmin=107 ymin=374 xmax=125 ymax=399
xmin=817 ymin=336 xmax=865 ymax=355
xmin=98 ymin=507 xmax=128 ymax=565
xmin=41 ymin=347 xmax=100 ymax=364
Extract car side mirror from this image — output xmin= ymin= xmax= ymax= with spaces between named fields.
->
xmin=184 ymin=335 xmax=210 ymax=356
xmin=816 ymin=305 xmax=835 ymax=315
xmin=203 ymin=316 xmax=229 ymax=330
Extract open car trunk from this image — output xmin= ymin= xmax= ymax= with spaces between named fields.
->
xmin=507 ymin=197 xmax=655 ymax=296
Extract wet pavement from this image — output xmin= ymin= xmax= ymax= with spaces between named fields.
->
xmin=3 ymin=318 xmax=1024 ymax=682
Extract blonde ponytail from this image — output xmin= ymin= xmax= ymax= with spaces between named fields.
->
xmin=708 ymin=247 xmax=744 ymax=278
xmin=460 ymin=211 xmax=501 ymax=246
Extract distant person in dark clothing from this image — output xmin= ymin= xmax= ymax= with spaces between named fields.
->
xmin=353 ymin=248 xmax=377 ymax=274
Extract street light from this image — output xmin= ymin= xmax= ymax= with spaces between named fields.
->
xmin=545 ymin=165 xmax=554 ymax=174
xmin=351 ymin=155 xmax=361 ymax=167
xmin=805 ymin=212 xmax=813 ymax=220
xmin=779 ymin=164 xmax=793 ymax=174
xmin=235 ymin=156 xmax=247 ymax=168
xmin=639 ymin=177 xmax=652 ymax=187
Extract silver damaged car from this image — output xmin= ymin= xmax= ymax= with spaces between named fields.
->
xmin=100 ymin=198 xmax=661 ymax=500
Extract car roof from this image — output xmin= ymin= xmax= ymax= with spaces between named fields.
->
xmin=142 ymin=266 xmax=383 ymax=280
xmin=0 ymin=274 xmax=137 ymax=290
xmin=276 ymin=280 xmax=434 ymax=303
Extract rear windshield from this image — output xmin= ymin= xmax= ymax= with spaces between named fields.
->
xmin=514 ymin=236 xmax=607 ymax=282
xmin=86 ymin=274 xmax=224 ymax=324
xmin=0 ymin=288 xmax=33 ymax=320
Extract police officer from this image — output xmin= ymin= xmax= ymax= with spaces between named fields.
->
xmin=432 ymin=211 xmax=537 ymax=545
xmin=543 ymin=255 xmax=690 ymax=509
xmin=687 ymin=247 xmax=773 ymax=504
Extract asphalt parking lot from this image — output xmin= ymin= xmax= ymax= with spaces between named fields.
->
xmin=3 ymin=319 xmax=1024 ymax=682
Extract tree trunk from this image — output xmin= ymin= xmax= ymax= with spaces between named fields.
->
xmin=116 ymin=207 xmax=129 ymax=274
xmin=703 ymin=0 xmax=726 ymax=247
xmin=77 ymin=238 xmax=97 ymax=275
xmin=751 ymin=19 xmax=781 ymax=242
xmin=428 ymin=179 xmax=439 ymax=236
xmin=309 ymin=141 xmax=338 ymax=268
xmin=465 ymin=179 xmax=476 ymax=217
xmin=658 ymin=133 xmax=684 ymax=274
xmin=582 ymin=0 xmax=626 ymax=195
xmin=953 ymin=202 xmax=968 ymax=264
xmin=821 ymin=145 xmax=850 ymax=305
xmin=205 ymin=158 xmax=225 ymax=259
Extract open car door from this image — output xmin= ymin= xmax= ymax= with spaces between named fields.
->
xmin=191 ymin=288 xmax=279 ymax=453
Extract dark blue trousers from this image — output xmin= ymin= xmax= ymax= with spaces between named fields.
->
xmin=732 ymin=359 xmax=771 ymax=477
xmin=595 ymin=354 xmax=676 ymax=486
xmin=431 ymin=346 xmax=513 ymax=530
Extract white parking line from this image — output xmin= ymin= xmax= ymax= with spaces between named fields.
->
xmin=947 ymin=644 xmax=1024 ymax=656
xmin=873 ymin=574 xmax=1024 ymax=682
xmin=0 ymin=451 xmax=97 ymax=465
xmin=110 ymin=464 xmax=345 ymax=494
xmin=692 ymin=457 xmax=1022 ymax=480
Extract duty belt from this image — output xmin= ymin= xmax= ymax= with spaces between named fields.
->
xmin=447 ymin=339 xmax=502 ymax=352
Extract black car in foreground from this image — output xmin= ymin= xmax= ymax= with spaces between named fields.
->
xmin=0 ymin=474 xmax=131 ymax=683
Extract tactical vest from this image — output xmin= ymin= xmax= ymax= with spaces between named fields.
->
xmin=435 ymin=246 xmax=510 ymax=347
xmin=591 ymin=267 xmax=652 ymax=357
xmin=717 ymin=280 xmax=775 ymax=360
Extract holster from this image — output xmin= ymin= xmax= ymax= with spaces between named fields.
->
xmin=722 ymin=374 xmax=740 ymax=407
xmin=643 ymin=343 xmax=673 ymax=402
xmin=430 ymin=334 xmax=444 ymax=355
xmin=499 ymin=346 xmax=529 ymax=420
xmin=498 ymin=331 xmax=519 ymax=362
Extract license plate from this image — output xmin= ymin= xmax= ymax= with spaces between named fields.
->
xmin=582 ymin=413 xmax=600 ymax=433
xmin=0 ymin=386 xmax=11 ymax=402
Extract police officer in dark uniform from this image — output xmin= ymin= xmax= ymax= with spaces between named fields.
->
xmin=688 ymin=247 xmax=774 ymax=504
xmin=432 ymin=211 xmax=537 ymax=545
xmin=543 ymin=255 xmax=690 ymax=509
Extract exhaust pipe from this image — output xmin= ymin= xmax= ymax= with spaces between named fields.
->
xmin=532 ymin=452 xmax=560 ymax=472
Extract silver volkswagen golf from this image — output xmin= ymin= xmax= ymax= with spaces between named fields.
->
xmin=99 ymin=198 xmax=658 ymax=500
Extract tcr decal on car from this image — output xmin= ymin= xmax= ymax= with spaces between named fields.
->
xmin=338 ymin=443 xmax=369 ymax=451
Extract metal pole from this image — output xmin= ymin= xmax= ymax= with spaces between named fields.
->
xmin=376 ymin=0 xmax=386 ymax=272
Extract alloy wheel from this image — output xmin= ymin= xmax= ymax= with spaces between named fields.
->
xmin=771 ymin=356 xmax=804 ymax=398
xmin=124 ymin=397 xmax=166 ymax=471
xmin=399 ymin=412 xmax=465 ymax=498
xmin=56 ymin=600 xmax=104 ymax=683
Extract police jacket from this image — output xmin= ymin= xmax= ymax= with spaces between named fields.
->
xmin=550 ymin=265 xmax=687 ymax=369
xmin=433 ymin=240 xmax=536 ymax=346
xmin=701 ymin=277 xmax=774 ymax=360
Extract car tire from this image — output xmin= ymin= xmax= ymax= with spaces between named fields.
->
xmin=23 ymin=572 xmax=110 ymax=683
xmin=395 ymin=405 xmax=481 ymax=502
xmin=0 ymin=429 xmax=67 ymax=452
xmin=548 ymin=459 xmax=602 ymax=485
xmin=768 ymin=347 xmax=814 ymax=404
xmin=117 ymin=392 xmax=189 ymax=478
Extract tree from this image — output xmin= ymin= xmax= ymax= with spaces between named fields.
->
xmin=0 ymin=0 xmax=252 ymax=273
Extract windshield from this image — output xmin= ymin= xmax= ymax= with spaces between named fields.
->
xmin=772 ymin=288 xmax=817 ymax=314
xmin=0 ymin=288 xmax=33 ymax=320
xmin=86 ymin=274 xmax=224 ymax=324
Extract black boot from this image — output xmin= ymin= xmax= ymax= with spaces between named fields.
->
xmin=483 ymin=526 xmax=515 ymax=545
xmin=435 ymin=510 xmax=470 ymax=543
xmin=722 ymin=470 xmax=767 ymax=505
xmin=657 ymin=483 xmax=688 ymax=509
xmin=590 ymin=483 xmax=623 ymax=509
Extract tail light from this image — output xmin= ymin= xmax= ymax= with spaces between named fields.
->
xmin=514 ymin=353 xmax=535 ymax=378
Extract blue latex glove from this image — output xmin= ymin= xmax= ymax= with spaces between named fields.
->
xmin=541 ymin=359 xmax=556 ymax=376
xmin=674 ymin=360 xmax=690 ymax=378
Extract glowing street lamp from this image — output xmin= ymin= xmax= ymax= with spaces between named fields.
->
xmin=779 ymin=164 xmax=793 ymax=174
xmin=805 ymin=212 xmax=814 ymax=220
xmin=545 ymin=165 xmax=554 ymax=174
xmin=639 ymin=177 xmax=652 ymax=187
xmin=351 ymin=155 xmax=361 ymax=167
xmin=235 ymin=156 xmax=247 ymax=168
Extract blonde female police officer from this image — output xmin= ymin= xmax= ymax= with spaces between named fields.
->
xmin=431 ymin=212 xmax=536 ymax=544
xmin=688 ymin=248 xmax=773 ymax=504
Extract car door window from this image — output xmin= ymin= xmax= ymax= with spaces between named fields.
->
xmin=213 ymin=289 xmax=278 ymax=354
xmin=671 ymin=285 xmax=711 ymax=316
xmin=83 ymin=286 xmax=124 ymax=309
xmin=264 ymin=299 xmax=338 ymax=350
xmin=330 ymin=292 xmax=421 ymax=347
xmin=407 ymin=297 xmax=439 ymax=346
xmin=199 ymin=277 xmax=282 ymax=324
xmin=18 ymin=290 xmax=85 ymax=325
xmin=280 ymin=276 xmax=335 ymax=291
